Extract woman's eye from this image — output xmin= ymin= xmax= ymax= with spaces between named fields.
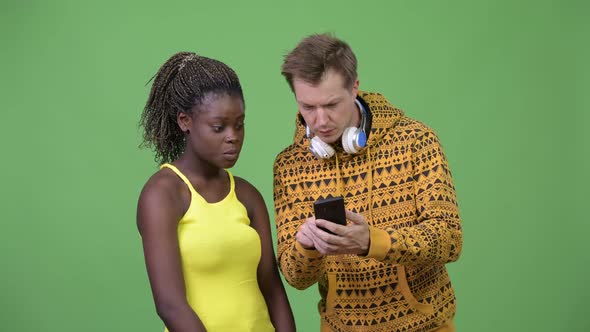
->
xmin=212 ymin=126 xmax=224 ymax=133
xmin=236 ymin=122 xmax=244 ymax=130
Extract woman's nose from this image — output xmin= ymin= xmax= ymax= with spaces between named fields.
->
xmin=225 ymin=129 xmax=240 ymax=143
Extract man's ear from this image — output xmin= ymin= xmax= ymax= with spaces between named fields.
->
xmin=351 ymin=78 xmax=360 ymax=98
xmin=177 ymin=111 xmax=192 ymax=133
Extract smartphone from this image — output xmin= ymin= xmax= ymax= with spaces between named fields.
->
xmin=314 ymin=196 xmax=347 ymax=234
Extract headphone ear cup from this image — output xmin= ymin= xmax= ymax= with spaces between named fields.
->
xmin=342 ymin=127 xmax=360 ymax=154
xmin=356 ymin=130 xmax=367 ymax=149
xmin=310 ymin=136 xmax=335 ymax=159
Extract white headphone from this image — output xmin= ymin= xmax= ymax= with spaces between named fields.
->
xmin=306 ymin=99 xmax=368 ymax=159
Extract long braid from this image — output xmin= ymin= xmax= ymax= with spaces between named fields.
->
xmin=139 ymin=52 xmax=243 ymax=164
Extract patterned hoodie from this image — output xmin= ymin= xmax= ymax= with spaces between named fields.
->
xmin=273 ymin=91 xmax=462 ymax=332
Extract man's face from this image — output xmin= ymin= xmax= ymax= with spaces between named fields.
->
xmin=293 ymin=70 xmax=359 ymax=144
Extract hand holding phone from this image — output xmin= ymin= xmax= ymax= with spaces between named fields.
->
xmin=313 ymin=196 xmax=347 ymax=234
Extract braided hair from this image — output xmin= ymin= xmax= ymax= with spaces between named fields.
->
xmin=140 ymin=52 xmax=244 ymax=164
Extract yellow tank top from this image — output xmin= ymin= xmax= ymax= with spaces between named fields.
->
xmin=161 ymin=164 xmax=275 ymax=332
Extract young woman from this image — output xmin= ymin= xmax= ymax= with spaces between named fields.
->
xmin=137 ymin=52 xmax=295 ymax=332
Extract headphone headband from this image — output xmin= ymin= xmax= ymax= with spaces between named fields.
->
xmin=355 ymin=98 xmax=368 ymax=133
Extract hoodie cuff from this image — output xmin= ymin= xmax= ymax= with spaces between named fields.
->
xmin=365 ymin=227 xmax=391 ymax=261
xmin=295 ymin=240 xmax=323 ymax=259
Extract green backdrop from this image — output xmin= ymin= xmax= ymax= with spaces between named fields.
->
xmin=1 ymin=0 xmax=587 ymax=331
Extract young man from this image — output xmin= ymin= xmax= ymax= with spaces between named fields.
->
xmin=273 ymin=34 xmax=462 ymax=332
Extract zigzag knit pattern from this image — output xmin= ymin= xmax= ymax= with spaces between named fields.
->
xmin=273 ymin=92 xmax=462 ymax=331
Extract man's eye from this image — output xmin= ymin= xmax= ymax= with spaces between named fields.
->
xmin=212 ymin=126 xmax=224 ymax=132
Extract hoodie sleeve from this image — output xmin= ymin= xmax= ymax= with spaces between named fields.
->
xmin=273 ymin=155 xmax=324 ymax=290
xmin=365 ymin=129 xmax=463 ymax=266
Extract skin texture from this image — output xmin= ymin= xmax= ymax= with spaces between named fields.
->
xmin=292 ymin=70 xmax=371 ymax=255
xmin=137 ymin=93 xmax=295 ymax=332
xmin=293 ymin=69 xmax=359 ymax=144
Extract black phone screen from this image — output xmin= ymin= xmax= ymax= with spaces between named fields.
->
xmin=313 ymin=196 xmax=347 ymax=226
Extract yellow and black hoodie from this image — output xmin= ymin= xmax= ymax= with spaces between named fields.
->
xmin=273 ymin=91 xmax=462 ymax=332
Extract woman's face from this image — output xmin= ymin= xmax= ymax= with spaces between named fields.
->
xmin=181 ymin=93 xmax=245 ymax=169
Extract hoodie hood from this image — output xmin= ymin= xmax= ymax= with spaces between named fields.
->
xmin=292 ymin=91 xmax=404 ymax=157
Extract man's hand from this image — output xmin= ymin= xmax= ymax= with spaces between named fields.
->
xmin=295 ymin=217 xmax=317 ymax=249
xmin=296 ymin=210 xmax=370 ymax=255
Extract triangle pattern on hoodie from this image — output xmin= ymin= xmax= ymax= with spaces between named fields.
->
xmin=273 ymin=91 xmax=462 ymax=332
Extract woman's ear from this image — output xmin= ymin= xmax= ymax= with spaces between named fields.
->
xmin=177 ymin=112 xmax=192 ymax=133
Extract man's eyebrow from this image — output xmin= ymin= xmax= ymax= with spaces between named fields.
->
xmin=322 ymin=97 xmax=342 ymax=105
xmin=297 ymin=97 xmax=342 ymax=106
xmin=297 ymin=101 xmax=314 ymax=107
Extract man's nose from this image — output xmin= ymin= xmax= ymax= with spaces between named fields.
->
xmin=316 ymin=108 xmax=330 ymax=126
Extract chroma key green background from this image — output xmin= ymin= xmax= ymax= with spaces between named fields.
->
xmin=0 ymin=0 xmax=587 ymax=331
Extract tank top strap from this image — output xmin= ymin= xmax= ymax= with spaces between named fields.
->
xmin=160 ymin=163 xmax=198 ymax=196
xmin=225 ymin=169 xmax=236 ymax=194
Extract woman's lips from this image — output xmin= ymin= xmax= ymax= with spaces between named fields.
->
xmin=223 ymin=150 xmax=239 ymax=160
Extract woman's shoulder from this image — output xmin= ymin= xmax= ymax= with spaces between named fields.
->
xmin=233 ymin=175 xmax=265 ymax=212
xmin=138 ymin=167 xmax=188 ymax=209
xmin=136 ymin=167 xmax=192 ymax=232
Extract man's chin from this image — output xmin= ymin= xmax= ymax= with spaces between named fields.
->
xmin=317 ymin=133 xmax=341 ymax=144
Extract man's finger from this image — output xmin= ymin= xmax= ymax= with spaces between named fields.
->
xmin=316 ymin=222 xmax=346 ymax=245
xmin=299 ymin=236 xmax=314 ymax=249
xmin=346 ymin=210 xmax=367 ymax=225
xmin=315 ymin=218 xmax=345 ymax=236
